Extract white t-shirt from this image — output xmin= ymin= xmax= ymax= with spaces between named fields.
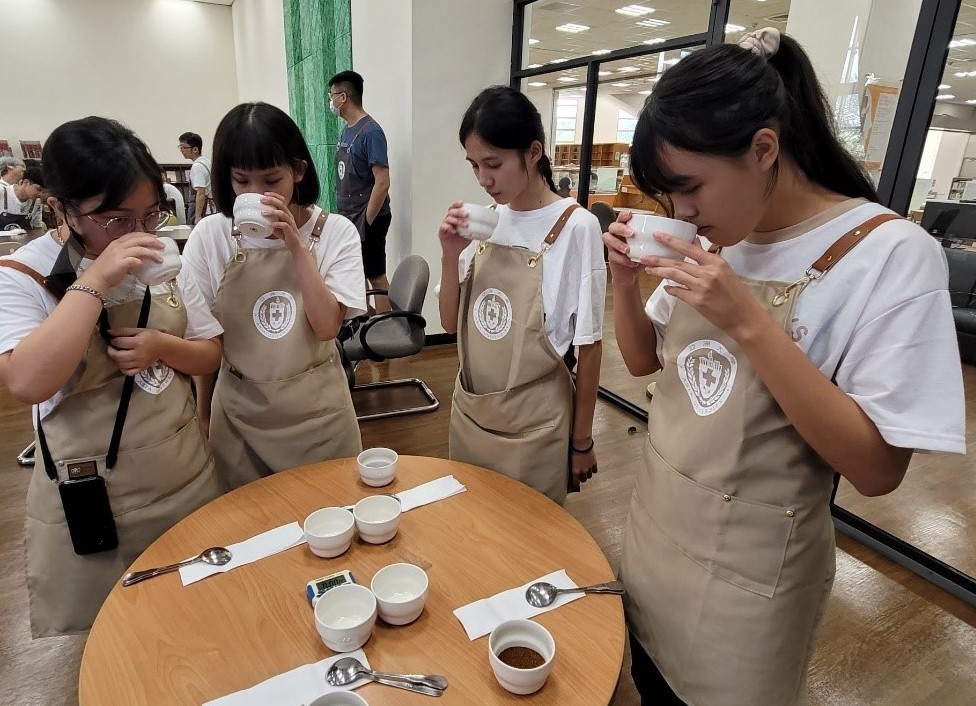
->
xmin=457 ymin=197 xmax=607 ymax=355
xmin=182 ymin=206 xmax=367 ymax=320
xmin=0 ymin=233 xmax=224 ymax=419
xmin=163 ymin=182 xmax=187 ymax=225
xmin=645 ymin=200 xmax=966 ymax=455
xmin=1 ymin=180 xmax=21 ymax=214
xmin=189 ymin=157 xmax=212 ymax=196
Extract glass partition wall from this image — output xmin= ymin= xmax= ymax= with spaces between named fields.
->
xmin=512 ymin=0 xmax=976 ymax=605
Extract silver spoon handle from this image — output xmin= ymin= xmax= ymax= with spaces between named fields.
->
xmin=122 ymin=557 xmax=196 ymax=587
xmin=368 ymin=670 xmax=448 ymax=690
xmin=563 ymin=580 xmax=625 ymax=596
xmin=367 ymin=674 xmax=445 ymax=696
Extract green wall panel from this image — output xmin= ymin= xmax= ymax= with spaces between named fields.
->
xmin=283 ymin=0 xmax=353 ymax=212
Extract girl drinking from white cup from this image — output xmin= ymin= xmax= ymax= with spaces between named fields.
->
xmin=605 ymin=29 xmax=965 ymax=705
xmin=438 ymin=86 xmax=607 ymax=505
xmin=0 ymin=117 xmax=223 ymax=637
xmin=183 ymin=103 xmax=365 ymax=490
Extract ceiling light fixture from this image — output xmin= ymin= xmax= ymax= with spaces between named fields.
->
xmin=618 ymin=66 xmax=639 ymax=72
xmin=643 ymin=38 xmax=666 ymax=45
xmin=615 ymin=4 xmax=655 ymax=16
xmin=949 ymin=38 xmax=976 ymax=48
xmin=529 ymin=38 xmax=540 ymax=45
xmin=938 ymin=84 xmax=952 ymax=89
xmin=636 ymin=18 xmax=670 ymax=28
xmin=558 ymin=76 xmax=578 ymax=82
xmin=936 ymin=94 xmax=956 ymax=100
xmin=611 ymin=82 xmax=632 ymax=87
xmin=550 ymin=58 xmax=569 ymax=64
xmin=556 ymin=23 xmax=590 ymax=33
xmin=528 ymin=63 xmax=544 ymax=69
xmin=527 ymin=82 xmax=547 ymax=87
xmin=592 ymin=49 xmax=612 ymax=55
xmin=638 ymin=90 xmax=652 ymax=95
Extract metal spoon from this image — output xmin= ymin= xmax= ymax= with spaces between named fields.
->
xmin=525 ymin=579 xmax=625 ymax=608
xmin=326 ymin=656 xmax=448 ymax=693
xmin=121 ymin=547 xmax=232 ymax=587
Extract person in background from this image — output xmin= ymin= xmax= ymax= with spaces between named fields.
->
xmin=604 ymin=28 xmax=965 ymax=705
xmin=0 ymin=116 xmax=223 ymax=637
xmin=329 ymin=70 xmax=392 ymax=313
xmin=183 ymin=102 xmax=365 ymax=491
xmin=178 ymin=131 xmax=213 ymax=225
xmin=1 ymin=156 xmax=26 ymax=214
xmin=162 ymin=174 xmax=187 ymax=226
xmin=438 ymin=85 xmax=605 ymax=505
xmin=15 ymin=165 xmax=48 ymax=228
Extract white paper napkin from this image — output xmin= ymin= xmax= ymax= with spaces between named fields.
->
xmin=395 ymin=475 xmax=467 ymax=512
xmin=180 ymin=522 xmax=306 ymax=586
xmin=452 ymin=569 xmax=583 ymax=640
xmin=203 ymin=649 xmax=370 ymax=706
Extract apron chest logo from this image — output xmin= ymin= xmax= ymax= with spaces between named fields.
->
xmin=472 ymin=288 xmax=513 ymax=341
xmin=676 ymin=339 xmax=737 ymax=416
xmin=337 ymin=161 xmax=346 ymax=181
xmin=253 ymin=291 xmax=298 ymax=340
xmin=134 ymin=361 xmax=175 ymax=396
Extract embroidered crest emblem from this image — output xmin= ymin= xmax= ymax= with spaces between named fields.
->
xmin=134 ymin=360 xmax=175 ymax=396
xmin=337 ymin=161 xmax=346 ymax=181
xmin=676 ymin=339 xmax=737 ymax=416
xmin=253 ymin=291 xmax=297 ymax=340
xmin=472 ymin=287 xmax=513 ymax=341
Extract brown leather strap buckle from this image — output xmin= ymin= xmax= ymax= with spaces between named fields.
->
xmin=771 ymin=213 xmax=901 ymax=307
xmin=530 ymin=203 xmax=581 ymax=267
xmin=308 ymin=209 xmax=329 ymax=252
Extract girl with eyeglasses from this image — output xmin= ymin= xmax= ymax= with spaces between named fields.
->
xmin=182 ymin=102 xmax=364 ymax=491
xmin=0 ymin=116 xmax=223 ymax=637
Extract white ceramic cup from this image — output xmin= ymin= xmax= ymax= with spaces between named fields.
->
xmin=488 ymin=619 xmax=556 ymax=695
xmin=459 ymin=203 xmax=498 ymax=241
xmin=233 ymin=193 xmax=272 ymax=238
xmin=304 ymin=507 xmax=356 ymax=558
xmin=308 ymin=692 xmax=369 ymax=706
xmin=356 ymin=448 xmax=398 ymax=487
xmin=370 ymin=562 xmax=429 ymax=625
xmin=314 ymin=584 xmax=377 ymax=653
xmin=353 ymin=495 xmax=402 ymax=544
xmin=135 ymin=236 xmax=182 ymax=286
xmin=626 ymin=214 xmax=698 ymax=262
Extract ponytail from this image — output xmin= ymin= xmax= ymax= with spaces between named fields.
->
xmin=460 ymin=85 xmax=558 ymax=194
xmin=630 ymin=33 xmax=878 ymax=203
xmin=538 ymin=154 xmax=558 ymax=194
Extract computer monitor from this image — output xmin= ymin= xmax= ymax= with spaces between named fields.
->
xmin=920 ymin=200 xmax=976 ymax=239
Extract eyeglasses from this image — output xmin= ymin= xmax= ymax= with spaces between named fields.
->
xmin=329 ymin=91 xmax=345 ymax=99
xmin=83 ymin=211 xmax=171 ymax=239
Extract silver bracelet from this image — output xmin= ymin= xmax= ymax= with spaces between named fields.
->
xmin=65 ymin=284 xmax=108 ymax=307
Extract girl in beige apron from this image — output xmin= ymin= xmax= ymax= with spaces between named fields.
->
xmin=606 ymin=30 xmax=965 ymax=705
xmin=186 ymin=103 xmax=363 ymax=491
xmin=0 ymin=117 xmax=222 ymax=637
xmin=439 ymin=86 xmax=606 ymax=504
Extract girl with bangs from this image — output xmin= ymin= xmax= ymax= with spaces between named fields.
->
xmin=183 ymin=102 xmax=365 ymax=490
xmin=604 ymin=29 xmax=964 ymax=705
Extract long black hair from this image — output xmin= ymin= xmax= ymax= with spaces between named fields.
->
xmin=630 ymin=35 xmax=878 ymax=203
xmin=42 ymin=117 xmax=165 ymax=214
xmin=211 ymin=102 xmax=320 ymax=217
xmin=459 ymin=86 xmax=558 ymax=194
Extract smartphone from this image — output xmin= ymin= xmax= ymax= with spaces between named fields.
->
xmin=58 ymin=476 xmax=119 ymax=555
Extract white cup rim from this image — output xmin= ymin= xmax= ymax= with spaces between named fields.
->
xmin=488 ymin=619 xmax=556 ymax=673
xmin=304 ymin=507 xmax=355 ymax=538
xmin=353 ymin=495 xmax=402 ymax=524
xmin=370 ymin=563 xmax=428 ymax=603
xmin=314 ymin=584 xmax=377 ymax=628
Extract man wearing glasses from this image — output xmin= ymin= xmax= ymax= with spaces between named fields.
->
xmin=329 ymin=70 xmax=392 ymax=313
xmin=177 ymin=132 xmax=213 ymax=225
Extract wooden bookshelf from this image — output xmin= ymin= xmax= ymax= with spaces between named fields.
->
xmin=160 ymin=163 xmax=193 ymax=213
xmin=553 ymin=142 xmax=630 ymax=168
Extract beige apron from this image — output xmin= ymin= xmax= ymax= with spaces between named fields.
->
xmin=449 ymin=204 xmax=578 ymax=505
xmin=13 ymin=278 xmax=220 ymax=637
xmin=209 ymin=210 xmax=362 ymax=491
xmin=620 ymin=215 xmax=898 ymax=705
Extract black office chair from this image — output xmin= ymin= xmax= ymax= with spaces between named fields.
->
xmin=340 ymin=255 xmax=439 ymax=421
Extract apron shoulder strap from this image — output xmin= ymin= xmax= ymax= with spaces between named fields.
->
xmin=539 ymin=203 xmax=581 ymax=250
xmin=808 ymin=213 xmax=901 ymax=276
xmin=0 ymin=259 xmax=54 ymax=292
xmin=310 ymin=209 xmax=330 ymax=238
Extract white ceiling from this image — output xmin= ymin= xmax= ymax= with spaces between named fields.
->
xmin=939 ymin=2 xmax=976 ymax=107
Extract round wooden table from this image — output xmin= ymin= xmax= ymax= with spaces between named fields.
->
xmin=79 ymin=456 xmax=626 ymax=705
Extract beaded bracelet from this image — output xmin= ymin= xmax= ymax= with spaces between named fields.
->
xmin=65 ymin=284 xmax=108 ymax=307
xmin=571 ymin=438 xmax=594 ymax=454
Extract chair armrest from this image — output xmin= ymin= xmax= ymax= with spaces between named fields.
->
xmin=365 ymin=288 xmax=389 ymax=298
xmin=357 ymin=310 xmax=427 ymax=361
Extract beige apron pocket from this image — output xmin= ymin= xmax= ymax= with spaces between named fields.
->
xmin=452 ymin=375 xmax=555 ymax=434
xmin=638 ymin=439 xmax=795 ymax=599
xmin=219 ymin=355 xmax=348 ymax=426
